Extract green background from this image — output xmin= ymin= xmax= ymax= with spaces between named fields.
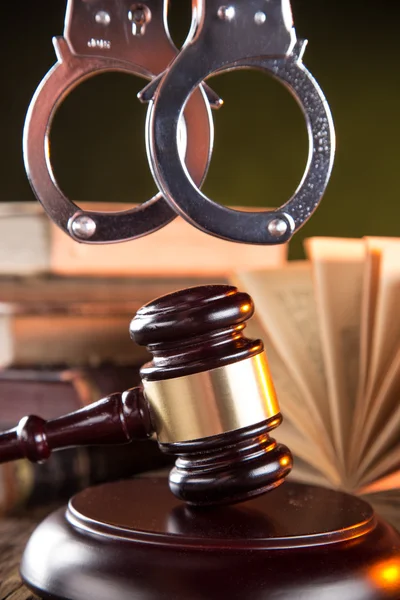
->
xmin=1 ymin=1 xmax=399 ymax=258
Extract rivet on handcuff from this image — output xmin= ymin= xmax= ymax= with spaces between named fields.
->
xmin=23 ymin=0 xmax=220 ymax=243
xmin=24 ymin=0 xmax=335 ymax=246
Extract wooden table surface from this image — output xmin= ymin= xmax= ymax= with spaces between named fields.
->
xmin=0 ymin=507 xmax=52 ymax=600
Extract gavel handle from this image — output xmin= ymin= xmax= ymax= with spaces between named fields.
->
xmin=0 ymin=387 xmax=154 ymax=464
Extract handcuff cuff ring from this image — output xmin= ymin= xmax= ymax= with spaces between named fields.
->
xmin=146 ymin=0 xmax=335 ymax=245
xmin=23 ymin=4 xmax=215 ymax=244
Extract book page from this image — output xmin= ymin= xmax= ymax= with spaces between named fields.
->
xmin=277 ymin=417 xmax=341 ymax=486
xmin=364 ymin=239 xmax=400 ymax=401
xmin=359 ymin=446 xmax=400 ymax=489
xmin=246 ymin=315 xmax=341 ymax=485
xmin=288 ymin=457 xmax=334 ymax=489
xmin=357 ymin=347 xmax=400 ymax=477
xmin=358 ymin=422 xmax=400 ymax=488
xmin=350 ymin=237 xmax=400 ymax=476
xmin=353 ymin=240 xmax=400 ymax=486
xmin=357 ymin=240 xmax=382 ymax=398
xmin=233 ymin=263 xmax=332 ymax=448
xmin=277 ymin=416 xmax=317 ymax=465
xmin=359 ymin=469 xmax=400 ymax=495
xmin=246 ymin=316 xmax=322 ymax=441
xmin=350 ymin=239 xmax=383 ymax=465
xmin=362 ymin=489 xmax=400 ymax=532
xmin=305 ymin=238 xmax=365 ymax=471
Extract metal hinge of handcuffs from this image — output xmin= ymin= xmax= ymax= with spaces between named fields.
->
xmin=24 ymin=0 xmax=335 ymax=245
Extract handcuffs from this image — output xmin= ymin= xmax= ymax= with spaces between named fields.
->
xmin=23 ymin=0 xmax=219 ymax=243
xmin=24 ymin=0 xmax=335 ymax=245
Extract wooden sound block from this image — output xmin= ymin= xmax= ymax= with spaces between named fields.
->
xmin=21 ymin=478 xmax=400 ymax=600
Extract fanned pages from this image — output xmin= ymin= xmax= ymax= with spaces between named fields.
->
xmin=364 ymin=239 xmax=400 ymax=401
xmin=232 ymin=264 xmax=332 ymax=440
xmin=304 ymin=237 xmax=365 ymax=479
xmin=246 ymin=316 xmax=341 ymax=487
xmin=232 ymin=236 xmax=400 ymax=530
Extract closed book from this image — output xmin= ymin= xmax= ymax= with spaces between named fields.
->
xmin=0 ymin=202 xmax=287 ymax=277
xmin=0 ymin=275 xmax=210 ymax=367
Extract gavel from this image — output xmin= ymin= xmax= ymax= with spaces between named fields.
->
xmin=0 ymin=284 xmax=292 ymax=506
xmin=5 ymin=285 xmax=400 ymax=600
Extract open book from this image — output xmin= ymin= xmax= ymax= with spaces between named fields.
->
xmin=232 ymin=237 xmax=400 ymax=530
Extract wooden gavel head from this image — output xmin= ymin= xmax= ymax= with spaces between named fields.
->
xmin=0 ymin=284 xmax=292 ymax=507
xmin=130 ymin=284 xmax=292 ymax=506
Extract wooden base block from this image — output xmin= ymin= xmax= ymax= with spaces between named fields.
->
xmin=21 ymin=478 xmax=400 ymax=600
